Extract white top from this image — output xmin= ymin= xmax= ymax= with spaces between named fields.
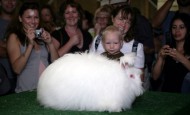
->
xmin=89 ymin=35 xmax=145 ymax=68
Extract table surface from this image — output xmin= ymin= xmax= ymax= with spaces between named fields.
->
xmin=0 ymin=91 xmax=190 ymax=115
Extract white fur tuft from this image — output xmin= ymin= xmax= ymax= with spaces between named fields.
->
xmin=120 ymin=52 xmax=136 ymax=67
xmin=37 ymin=52 xmax=144 ymax=112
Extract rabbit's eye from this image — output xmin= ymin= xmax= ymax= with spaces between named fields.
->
xmin=130 ymin=74 xmax=134 ymax=79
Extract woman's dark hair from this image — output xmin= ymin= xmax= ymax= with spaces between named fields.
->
xmin=59 ymin=0 xmax=84 ymax=28
xmin=83 ymin=10 xmax=94 ymax=29
xmin=40 ymin=4 xmax=56 ymax=22
xmin=40 ymin=4 xmax=57 ymax=32
xmin=169 ymin=13 xmax=190 ymax=55
xmin=6 ymin=2 xmax=42 ymax=46
xmin=112 ymin=5 xmax=136 ymax=42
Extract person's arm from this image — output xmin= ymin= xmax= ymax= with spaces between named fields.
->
xmin=57 ymin=35 xmax=79 ymax=56
xmin=7 ymin=33 xmax=34 ymax=74
xmin=51 ymin=33 xmax=72 ymax=57
xmin=152 ymin=56 xmax=165 ymax=80
xmin=46 ymin=38 xmax=59 ymax=62
xmin=179 ymin=56 xmax=190 ymax=71
xmin=45 ymin=31 xmax=60 ymax=61
xmin=152 ymin=0 xmax=175 ymax=28
xmin=152 ymin=45 xmax=170 ymax=80
xmin=41 ymin=30 xmax=59 ymax=61
xmin=94 ymin=23 xmax=102 ymax=36
xmin=168 ymin=48 xmax=190 ymax=71
xmin=51 ymin=28 xmax=81 ymax=57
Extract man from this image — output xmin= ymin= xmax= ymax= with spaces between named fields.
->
xmin=0 ymin=0 xmax=17 ymax=41
xmin=0 ymin=0 xmax=18 ymax=94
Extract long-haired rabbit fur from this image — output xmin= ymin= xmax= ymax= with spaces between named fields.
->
xmin=37 ymin=52 xmax=144 ymax=112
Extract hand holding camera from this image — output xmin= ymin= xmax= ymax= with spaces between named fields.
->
xmin=34 ymin=28 xmax=53 ymax=44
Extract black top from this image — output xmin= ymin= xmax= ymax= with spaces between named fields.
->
xmin=51 ymin=27 xmax=92 ymax=53
xmin=162 ymin=56 xmax=189 ymax=93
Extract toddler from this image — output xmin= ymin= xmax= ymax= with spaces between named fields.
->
xmin=101 ymin=25 xmax=123 ymax=61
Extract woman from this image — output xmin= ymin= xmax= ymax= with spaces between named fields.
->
xmin=152 ymin=13 xmax=190 ymax=93
xmin=90 ymin=5 xmax=144 ymax=70
xmin=40 ymin=4 xmax=60 ymax=33
xmin=51 ymin=0 xmax=92 ymax=56
xmin=6 ymin=2 xmax=59 ymax=93
xmin=88 ymin=4 xmax=113 ymax=38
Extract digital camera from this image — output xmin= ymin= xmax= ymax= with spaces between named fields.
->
xmin=35 ymin=28 xmax=42 ymax=38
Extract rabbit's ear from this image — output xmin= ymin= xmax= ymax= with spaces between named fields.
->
xmin=121 ymin=63 xmax=125 ymax=69
xmin=120 ymin=52 xmax=136 ymax=67
xmin=120 ymin=63 xmax=129 ymax=70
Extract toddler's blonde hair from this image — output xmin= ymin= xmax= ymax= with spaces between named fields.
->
xmin=102 ymin=25 xmax=123 ymax=42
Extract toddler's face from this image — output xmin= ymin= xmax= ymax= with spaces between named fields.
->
xmin=103 ymin=32 xmax=122 ymax=55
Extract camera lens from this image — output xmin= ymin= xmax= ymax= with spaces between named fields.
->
xmin=35 ymin=29 xmax=42 ymax=38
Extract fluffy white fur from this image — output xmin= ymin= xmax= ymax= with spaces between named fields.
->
xmin=120 ymin=52 xmax=136 ymax=67
xmin=37 ymin=53 xmax=144 ymax=112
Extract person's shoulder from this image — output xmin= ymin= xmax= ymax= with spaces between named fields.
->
xmin=136 ymin=14 xmax=148 ymax=21
xmin=136 ymin=14 xmax=150 ymax=24
xmin=8 ymin=33 xmax=18 ymax=39
xmin=135 ymin=15 xmax=152 ymax=44
xmin=0 ymin=17 xmax=10 ymax=26
xmin=7 ymin=33 xmax=19 ymax=44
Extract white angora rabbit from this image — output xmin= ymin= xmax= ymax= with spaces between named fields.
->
xmin=37 ymin=53 xmax=144 ymax=112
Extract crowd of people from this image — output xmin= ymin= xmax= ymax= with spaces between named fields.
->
xmin=0 ymin=0 xmax=190 ymax=95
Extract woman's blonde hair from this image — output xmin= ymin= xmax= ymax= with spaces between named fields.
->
xmin=93 ymin=5 xmax=113 ymax=26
